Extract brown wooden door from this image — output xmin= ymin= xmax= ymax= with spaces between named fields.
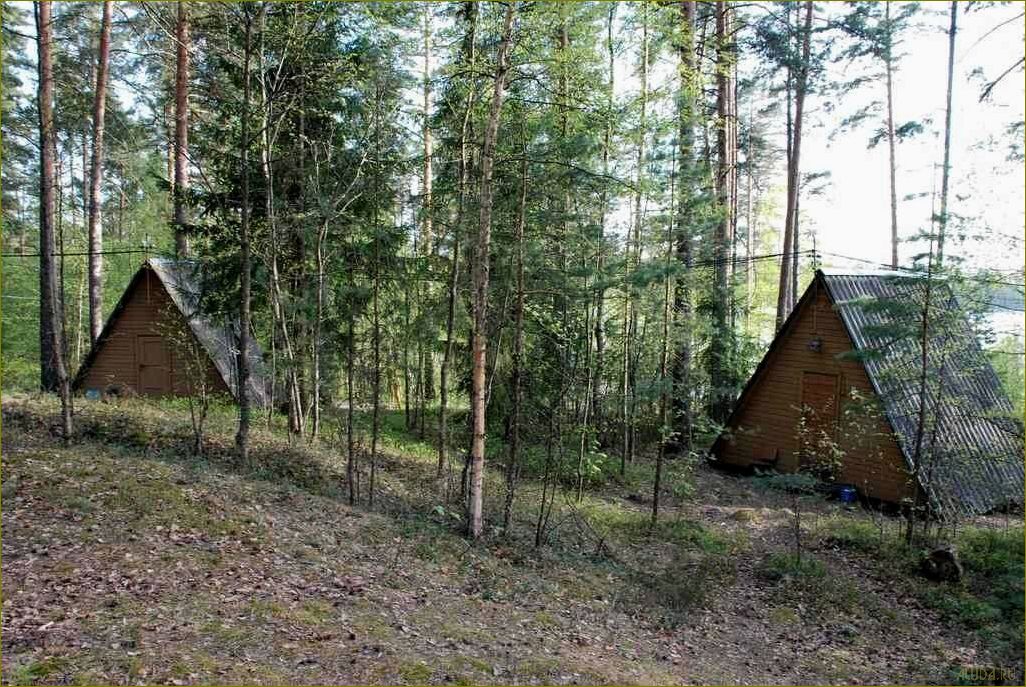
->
xmin=799 ymin=372 xmax=839 ymax=470
xmin=137 ymin=335 xmax=172 ymax=396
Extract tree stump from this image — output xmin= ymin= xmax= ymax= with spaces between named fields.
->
xmin=920 ymin=545 xmax=963 ymax=583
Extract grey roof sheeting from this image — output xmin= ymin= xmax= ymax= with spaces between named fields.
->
xmin=820 ymin=270 xmax=1024 ymax=517
xmin=147 ymin=258 xmax=271 ymax=409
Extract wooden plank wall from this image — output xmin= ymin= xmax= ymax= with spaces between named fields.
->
xmin=715 ymin=281 xmax=915 ymax=505
xmin=78 ymin=269 xmax=231 ymax=400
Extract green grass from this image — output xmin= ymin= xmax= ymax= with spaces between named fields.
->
xmin=397 ymin=660 xmax=432 ymax=684
xmin=760 ymin=551 xmax=827 ymax=580
xmin=0 ymin=358 xmax=39 ymax=394
xmin=821 ymin=516 xmax=1025 ymax=665
xmin=578 ymin=499 xmax=735 ymax=551
xmin=935 ymin=527 xmax=1024 ymax=664
xmin=7 ymin=656 xmax=69 ymax=685
xmin=759 ymin=551 xmax=861 ymax=618
xmin=3 ymin=395 xmax=1021 ymax=684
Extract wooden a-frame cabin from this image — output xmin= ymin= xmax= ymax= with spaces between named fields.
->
xmin=711 ymin=269 xmax=1023 ymax=517
xmin=73 ymin=258 xmax=269 ymax=408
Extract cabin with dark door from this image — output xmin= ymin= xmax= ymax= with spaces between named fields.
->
xmin=73 ymin=258 xmax=270 ymax=408
xmin=712 ymin=269 xmax=1024 ymax=517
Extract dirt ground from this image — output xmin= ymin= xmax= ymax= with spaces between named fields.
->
xmin=2 ymin=397 xmax=1021 ymax=685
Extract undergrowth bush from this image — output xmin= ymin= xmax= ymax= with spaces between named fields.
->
xmin=760 ymin=551 xmax=826 ymax=580
xmin=1 ymin=358 xmax=39 ymax=393
xmin=822 ymin=515 xmax=1024 ymax=666
xmin=642 ymin=548 xmax=736 ymax=628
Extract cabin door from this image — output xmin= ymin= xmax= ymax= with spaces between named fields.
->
xmin=799 ymin=372 xmax=839 ymax=471
xmin=137 ymin=335 xmax=172 ymax=396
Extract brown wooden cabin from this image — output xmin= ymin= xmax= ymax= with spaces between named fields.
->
xmin=711 ymin=269 xmax=1024 ymax=517
xmin=73 ymin=258 xmax=269 ymax=407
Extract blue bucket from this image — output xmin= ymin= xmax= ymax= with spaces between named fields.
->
xmin=837 ymin=485 xmax=857 ymax=504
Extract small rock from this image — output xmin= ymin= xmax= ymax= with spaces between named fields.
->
xmin=836 ymin=623 xmax=859 ymax=639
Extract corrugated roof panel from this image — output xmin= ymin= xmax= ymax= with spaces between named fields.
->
xmin=822 ymin=272 xmax=1024 ymax=517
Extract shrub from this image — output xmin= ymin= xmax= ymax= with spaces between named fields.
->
xmin=760 ymin=551 xmax=826 ymax=580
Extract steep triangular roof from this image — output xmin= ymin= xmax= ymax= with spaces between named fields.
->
xmin=74 ymin=258 xmax=270 ymax=408
xmin=717 ymin=269 xmax=1024 ymax=517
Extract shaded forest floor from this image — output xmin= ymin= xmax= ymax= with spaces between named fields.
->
xmin=2 ymin=396 xmax=1022 ymax=685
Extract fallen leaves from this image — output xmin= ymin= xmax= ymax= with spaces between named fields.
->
xmin=2 ymin=397 xmax=1021 ymax=686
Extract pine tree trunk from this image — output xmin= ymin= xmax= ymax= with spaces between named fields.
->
xmin=174 ymin=0 xmax=190 ymax=258
xmin=36 ymin=0 xmax=59 ymax=393
xmin=503 ymin=151 xmax=528 ymax=531
xmin=369 ymin=86 xmax=384 ymax=507
xmin=469 ymin=2 xmax=516 ymax=540
xmin=745 ymin=94 xmax=756 ymax=331
xmin=87 ymin=0 xmax=112 ymax=343
xmin=710 ymin=1 xmax=735 ymax=423
xmin=653 ymin=148 xmax=677 ymax=527
xmin=404 ymin=283 xmax=412 ymax=430
xmin=370 ymin=231 xmax=381 ymax=507
xmin=936 ymin=0 xmax=957 ymax=267
xmin=422 ymin=2 xmax=434 ymax=255
xmin=907 ymin=236 xmax=937 ymax=543
xmin=36 ymin=0 xmax=73 ymax=440
xmin=235 ymin=6 xmax=254 ymax=463
xmin=164 ymin=94 xmax=174 ymax=209
xmin=884 ymin=1 xmax=899 ymax=268
xmin=622 ymin=1 xmax=648 ymax=470
xmin=792 ymin=193 xmax=800 ymax=308
xmin=346 ymin=293 xmax=357 ymax=505
xmin=257 ymin=9 xmax=303 ymax=437
xmin=672 ymin=0 xmax=697 ymax=456
xmin=439 ymin=2 xmax=477 ymax=482
xmin=775 ymin=1 xmax=812 ymax=331
xmin=75 ymin=262 xmax=86 ymax=369
xmin=312 ymin=219 xmax=327 ymax=441
xmin=418 ymin=1 xmax=437 ymax=412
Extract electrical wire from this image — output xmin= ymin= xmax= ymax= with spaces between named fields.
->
xmin=2 ymin=245 xmax=1022 ymax=293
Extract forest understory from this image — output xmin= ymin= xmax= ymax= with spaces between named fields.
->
xmin=2 ymin=396 xmax=1021 ymax=686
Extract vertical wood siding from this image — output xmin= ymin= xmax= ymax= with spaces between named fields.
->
xmin=78 ymin=269 xmax=230 ymax=400
xmin=715 ymin=283 xmax=915 ymax=504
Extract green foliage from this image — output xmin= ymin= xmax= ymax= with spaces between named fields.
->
xmin=760 ymin=551 xmax=826 ymax=580
xmin=642 ymin=546 xmax=736 ymax=629
xmin=988 ymin=335 xmax=1025 ymax=417
xmin=3 ymin=396 xmax=345 ymax=500
xmin=397 ymin=661 xmax=432 ymax=684
xmin=823 ymin=516 xmax=1024 ymax=664
xmin=753 ymin=470 xmax=820 ymax=495
xmin=822 ymin=517 xmax=902 ymax=557
xmin=8 ymin=657 xmax=69 ymax=686
xmin=939 ymin=527 xmax=1024 ymax=661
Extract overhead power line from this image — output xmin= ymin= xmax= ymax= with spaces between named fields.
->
xmin=2 ymin=246 xmax=1021 ymax=293
xmin=816 ymin=250 xmax=1025 ymax=290
xmin=1 ymin=248 xmax=152 ymax=259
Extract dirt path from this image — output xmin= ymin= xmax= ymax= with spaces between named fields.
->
xmin=0 ymin=399 xmax=1015 ymax=685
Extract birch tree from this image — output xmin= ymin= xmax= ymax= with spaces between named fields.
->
xmin=173 ymin=0 xmax=190 ymax=258
xmin=86 ymin=0 xmax=112 ymax=343
xmin=469 ymin=1 xmax=517 ymax=540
